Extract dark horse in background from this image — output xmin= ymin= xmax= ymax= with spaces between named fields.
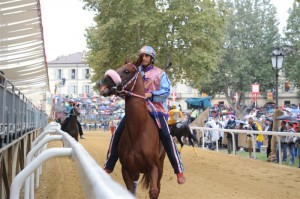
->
xmin=97 ymin=62 xmax=165 ymax=199
xmin=61 ymin=107 xmax=80 ymax=141
xmin=169 ymin=122 xmax=198 ymax=153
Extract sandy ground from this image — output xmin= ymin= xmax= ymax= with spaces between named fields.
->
xmin=34 ymin=131 xmax=300 ymax=199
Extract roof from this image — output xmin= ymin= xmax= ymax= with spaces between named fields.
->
xmin=49 ymin=52 xmax=86 ymax=64
xmin=0 ymin=0 xmax=49 ymax=94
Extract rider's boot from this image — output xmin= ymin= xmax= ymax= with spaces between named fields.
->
xmin=177 ymin=173 xmax=186 ymax=184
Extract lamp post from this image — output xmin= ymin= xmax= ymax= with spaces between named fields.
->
xmin=271 ymin=47 xmax=284 ymax=108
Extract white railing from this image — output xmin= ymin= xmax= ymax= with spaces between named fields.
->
xmin=10 ymin=122 xmax=134 ymax=199
xmin=190 ymin=126 xmax=300 ymax=163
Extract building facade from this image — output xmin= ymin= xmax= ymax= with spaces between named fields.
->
xmin=47 ymin=52 xmax=299 ymax=111
xmin=48 ymin=52 xmax=95 ymax=99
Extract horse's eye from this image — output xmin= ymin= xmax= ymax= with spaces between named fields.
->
xmin=124 ymin=70 xmax=130 ymax=74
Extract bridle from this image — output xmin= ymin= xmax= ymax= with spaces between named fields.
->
xmin=107 ymin=63 xmax=161 ymax=128
xmin=115 ymin=63 xmax=146 ymax=100
xmin=69 ymin=107 xmax=79 ymax=116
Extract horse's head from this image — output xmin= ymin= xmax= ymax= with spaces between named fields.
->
xmin=70 ymin=107 xmax=80 ymax=117
xmin=96 ymin=62 xmax=140 ymax=97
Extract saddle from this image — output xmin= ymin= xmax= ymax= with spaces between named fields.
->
xmin=176 ymin=122 xmax=183 ymax=128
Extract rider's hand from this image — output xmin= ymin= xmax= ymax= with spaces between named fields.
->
xmin=145 ymin=93 xmax=152 ymax=99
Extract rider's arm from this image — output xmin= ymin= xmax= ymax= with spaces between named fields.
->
xmin=179 ymin=111 xmax=183 ymax=118
xmin=151 ymin=73 xmax=170 ymax=102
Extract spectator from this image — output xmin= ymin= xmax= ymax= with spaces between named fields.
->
xmin=189 ymin=108 xmax=199 ymax=123
xmin=263 ymin=118 xmax=273 ymax=158
xmin=287 ymin=122 xmax=295 ymax=164
xmin=276 ymin=120 xmax=287 ymax=163
xmin=216 ymin=121 xmax=224 ymax=149
xmin=236 ymin=122 xmax=245 ymax=151
xmin=109 ymin=120 xmax=115 ymax=134
xmin=295 ymin=121 xmax=300 ymax=168
xmin=246 ymin=117 xmax=258 ymax=158
xmin=225 ymin=117 xmax=236 ymax=154
xmin=255 ymin=121 xmax=263 ymax=151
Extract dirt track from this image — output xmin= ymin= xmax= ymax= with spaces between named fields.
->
xmin=35 ymin=131 xmax=300 ymax=199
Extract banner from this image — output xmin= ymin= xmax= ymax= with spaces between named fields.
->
xmin=267 ymin=92 xmax=273 ymax=101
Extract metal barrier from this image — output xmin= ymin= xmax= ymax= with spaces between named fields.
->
xmin=190 ymin=126 xmax=300 ymax=163
xmin=10 ymin=122 xmax=134 ymax=199
xmin=0 ymin=78 xmax=47 ymax=148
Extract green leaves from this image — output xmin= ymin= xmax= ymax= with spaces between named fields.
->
xmin=83 ymin=0 xmax=225 ymax=87
xmin=283 ymin=2 xmax=300 ymax=89
xmin=198 ymin=0 xmax=280 ymax=113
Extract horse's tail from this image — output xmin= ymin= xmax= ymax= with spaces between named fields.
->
xmin=141 ymin=172 xmax=151 ymax=189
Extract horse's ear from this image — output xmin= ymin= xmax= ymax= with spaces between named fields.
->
xmin=135 ymin=55 xmax=143 ymax=66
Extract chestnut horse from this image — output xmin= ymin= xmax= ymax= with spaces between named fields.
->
xmin=97 ymin=62 xmax=166 ymax=199
xmin=61 ymin=107 xmax=80 ymax=141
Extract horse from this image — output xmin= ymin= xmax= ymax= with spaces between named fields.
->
xmin=169 ymin=122 xmax=198 ymax=153
xmin=97 ymin=62 xmax=166 ymax=199
xmin=61 ymin=107 xmax=80 ymax=141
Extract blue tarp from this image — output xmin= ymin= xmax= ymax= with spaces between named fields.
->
xmin=185 ymin=97 xmax=212 ymax=109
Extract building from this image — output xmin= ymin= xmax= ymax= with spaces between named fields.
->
xmin=48 ymin=52 xmax=95 ymax=98
xmin=47 ymin=52 xmax=299 ymax=112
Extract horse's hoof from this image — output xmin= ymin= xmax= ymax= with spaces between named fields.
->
xmin=149 ymin=188 xmax=159 ymax=199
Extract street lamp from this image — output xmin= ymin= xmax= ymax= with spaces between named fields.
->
xmin=271 ymin=47 xmax=284 ymax=108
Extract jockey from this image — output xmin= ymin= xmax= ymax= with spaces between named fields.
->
xmin=168 ymin=104 xmax=184 ymax=126
xmin=103 ymin=46 xmax=186 ymax=184
xmin=61 ymin=99 xmax=86 ymax=139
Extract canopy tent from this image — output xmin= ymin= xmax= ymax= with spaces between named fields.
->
xmin=0 ymin=0 xmax=49 ymax=94
xmin=185 ymin=97 xmax=212 ymax=109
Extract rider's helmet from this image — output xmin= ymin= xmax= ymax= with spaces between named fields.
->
xmin=139 ymin=46 xmax=156 ymax=60
xmin=171 ymin=104 xmax=177 ymax=109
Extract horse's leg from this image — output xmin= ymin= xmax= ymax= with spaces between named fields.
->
xmin=188 ymin=135 xmax=198 ymax=157
xmin=121 ymin=168 xmax=135 ymax=194
xmin=176 ymin=136 xmax=183 ymax=153
xmin=149 ymin=165 xmax=159 ymax=199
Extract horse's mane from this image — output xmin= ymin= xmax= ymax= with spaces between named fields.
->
xmin=124 ymin=55 xmax=143 ymax=67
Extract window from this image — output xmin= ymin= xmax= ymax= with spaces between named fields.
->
xmin=69 ymin=85 xmax=77 ymax=94
xmin=57 ymin=69 xmax=62 ymax=79
xmin=71 ymin=69 xmax=76 ymax=79
xmin=84 ymin=85 xmax=90 ymax=94
xmin=84 ymin=69 xmax=90 ymax=79
xmin=284 ymin=101 xmax=290 ymax=106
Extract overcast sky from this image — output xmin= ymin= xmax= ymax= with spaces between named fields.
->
xmin=40 ymin=0 xmax=295 ymax=62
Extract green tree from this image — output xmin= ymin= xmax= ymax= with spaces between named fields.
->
xmin=83 ymin=0 xmax=225 ymax=85
xmin=283 ymin=2 xmax=300 ymax=93
xmin=199 ymin=0 xmax=280 ymax=116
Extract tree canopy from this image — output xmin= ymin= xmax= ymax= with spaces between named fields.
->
xmin=283 ymin=2 xmax=300 ymax=93
xmin=199 ymin=0 xmax=280 ymax=115
xmin=83 ymin=0 xmax=225 ymax=85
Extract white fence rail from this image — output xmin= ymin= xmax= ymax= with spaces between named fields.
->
xmin=190 ymin=126 xmax=300 ymax=163
xmin=10 ymin=122 xmax=134 ymax=199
